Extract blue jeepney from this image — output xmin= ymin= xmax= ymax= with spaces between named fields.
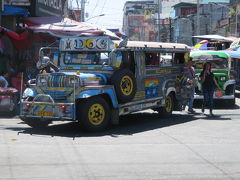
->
xmin=20 ymin=36 xmax=191 ymax=131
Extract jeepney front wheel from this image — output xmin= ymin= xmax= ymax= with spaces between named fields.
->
xmin=78 ymin=96 xmax=110 ymax=131
xmin=158 ymin=94 xmax=174 ymax=117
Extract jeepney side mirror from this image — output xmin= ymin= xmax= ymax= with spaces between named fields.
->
xmin=109 ymin=50 xmax=123 ymax=68
xmin=26 ymin=79 xmax=36 ymax=87
xmin=37 ymin=56 xmax=51 ymax=69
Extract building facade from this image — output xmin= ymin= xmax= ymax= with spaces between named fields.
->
xmin=229 ymin=0 xmax=240 ymax=36
xmin=172 ymin=1 xmax=230 ymax=46
xmin=122 ymin=1 xmax=158 ymax=41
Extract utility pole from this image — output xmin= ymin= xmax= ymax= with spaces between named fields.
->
xmin=81 ymin=0 xmax=85 ymax=22
xmin=157 ymin=0 xmax=162 ymax=42
xmin=196 ymin=0 xmax=200 ymax=35
xmin=235 ymin=5 xmax=238 ymax=37
xmin=0 ymin=0 xmax=2 ymax=26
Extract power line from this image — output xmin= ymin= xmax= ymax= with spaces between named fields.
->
xmin=76 ymin=0 xmax=80 ymax=9
xmin=91 ymin=0 xmax=100 ymax=16
xmin=96 ymin=0 xmax=107 ymax=23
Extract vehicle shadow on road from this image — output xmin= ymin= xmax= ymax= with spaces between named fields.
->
xmin=201 ymin=114 xmax=231 ymax=120
xmin=194 ymin=101 xmax=240 ymax=110
xmin=7 ymin=112 xmax=201 ymax=138
xmin=7 ymin=109 xmax=234 ymax=138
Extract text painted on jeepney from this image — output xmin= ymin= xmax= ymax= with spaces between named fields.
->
xmin=60 ymin=37 xmax=109 ymax=51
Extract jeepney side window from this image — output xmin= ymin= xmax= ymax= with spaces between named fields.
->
xmin=160 ymin=53 xmax=173 ymax=66
xmin=145 ymin=52 xmax=160 ymax=67
xmin=173 ymin=53 xmax=185 ymax=64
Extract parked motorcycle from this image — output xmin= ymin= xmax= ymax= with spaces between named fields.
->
xmin=0 ymin=87 xmax=19 ymax=115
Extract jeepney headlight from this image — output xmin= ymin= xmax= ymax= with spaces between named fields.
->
xmin=66 ymin=76 xmax=80 ymax=87
xmin=40 ymin=78 xmax=47 ymax=83
xmin=22 ymin=88 xmax=34 ymax=99
xmin=220 ymin=76 xmax=226 ymax=81
xmin=70 ymin=79 xmax=78 ymax=84
xmin=38 ymin=76 xmax=48 ymax=86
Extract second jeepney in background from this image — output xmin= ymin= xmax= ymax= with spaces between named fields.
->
xmin=190 ymin=51 xmax=236 ymax=106
xmin=20 ymin=36 xmax=191 ymax=131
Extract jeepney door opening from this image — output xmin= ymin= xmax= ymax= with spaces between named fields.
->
xmin=232 ymin=58 xmax=240 ymax=87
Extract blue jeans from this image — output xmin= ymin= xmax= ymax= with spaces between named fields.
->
xmin=202 ymin=89 xmax=214 ymax=111
xmin=188 ymin=87 xmax=195 ymax=109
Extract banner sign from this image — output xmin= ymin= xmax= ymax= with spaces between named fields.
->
xmin=59 ymin=37 xmax=112 ymax=52
xmin=35 ymin=0 xmax=66 ymax=16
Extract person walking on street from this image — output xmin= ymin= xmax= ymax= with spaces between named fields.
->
xmin=187 ymin=60 xmax=196 ymax=113
xmin=200 ymin=62 xmax=220 ymax=116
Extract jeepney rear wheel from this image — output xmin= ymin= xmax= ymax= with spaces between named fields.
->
xmin=78 ymin=96 xmax=110 ymax=131
xmin=24 ymin=118 xmax=50 ymax=129
xmin=158 ymin=94 xmax=174 ymax=117
xmin=110 ymin=69 xmax=137 ymax=103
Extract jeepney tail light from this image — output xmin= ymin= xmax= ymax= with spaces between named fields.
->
xmin=60 ymin=105 xmax=66 ymax=112
xmin=25 ymin=103 xmax=31 ymax=109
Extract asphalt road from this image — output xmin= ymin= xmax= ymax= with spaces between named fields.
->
xmin=1 ymin=99 xmax=240 ymax=180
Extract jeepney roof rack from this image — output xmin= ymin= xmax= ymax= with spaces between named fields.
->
xmin=114 ymin=40 xmax=191 ymax=52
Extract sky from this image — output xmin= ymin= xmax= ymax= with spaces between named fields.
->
xmin=69 ymin=0 xmax=126 ymax=29
xmin=68 ymin=0 xmax=230 ymax=30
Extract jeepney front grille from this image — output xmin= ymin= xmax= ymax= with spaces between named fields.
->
xmin=48 ymin=75 xmax=66 ymax=87
xmin=37 ymin=74 xmax=80 ymax=88
xmin=44 ymin=90 xmax=67 ymax=100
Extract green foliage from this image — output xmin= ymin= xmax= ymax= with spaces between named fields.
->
xmin=229 ymin=9 xmax=236 ymax=17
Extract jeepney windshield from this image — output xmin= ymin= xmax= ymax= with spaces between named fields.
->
xmin=194 ymin=59 xmax=228 ymax=70
xmin=191 ymin=52 xmax=229 ymax=70
xmin=63 ymin=52 xmax=109 ymax=65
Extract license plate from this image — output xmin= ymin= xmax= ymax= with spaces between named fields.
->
xmin=37 ymin=111 xmax=53 ymax=116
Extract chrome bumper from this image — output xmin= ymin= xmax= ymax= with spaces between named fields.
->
xmin=194 ymin=94 xmax=235 ymax=100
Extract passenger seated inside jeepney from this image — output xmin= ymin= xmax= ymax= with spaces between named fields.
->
xmin=160 ymin=53 xmax=173 ymax=66
xmin=145 ymin=53 xmax=159 ymax=66
xmin=173 ymin=53 xmax=185 ymax=64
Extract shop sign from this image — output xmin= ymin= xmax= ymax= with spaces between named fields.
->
xmin=35 ymin=0 xmax=65 ymax=16
xmin=219 ymin=18 xmax=229 ymax=27
xmin=129 ymin=15 xmax=144 ymax=27
xmin=59 ymin=37 xmax=111 ymax=52
xmin=180 ymin=6 xmax=197 ymax=17
xmin=4 ymin=0 xmax=30 ymax=6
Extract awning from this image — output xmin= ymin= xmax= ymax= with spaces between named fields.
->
xmin=0 ymin=26 xmax=32 ymax=50
xmin=2 ymin=5 xmax=29 ymax=17
xmin=193 ymin=35 xmax=235 ymax=42
xmin=23 ymin=17 xmax=120 ymax=39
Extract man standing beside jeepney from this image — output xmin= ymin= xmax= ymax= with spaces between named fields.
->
xmin=187 ymin=60 xmax=197 ymax=113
